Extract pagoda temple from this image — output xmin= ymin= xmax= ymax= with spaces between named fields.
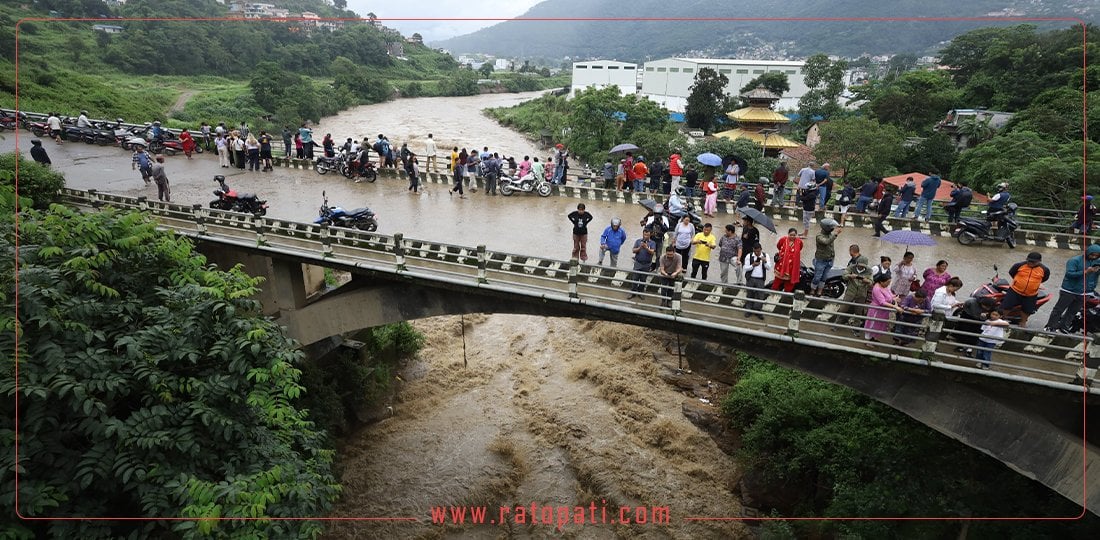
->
xmin=714 ymin=86 xmax=800 ymax=156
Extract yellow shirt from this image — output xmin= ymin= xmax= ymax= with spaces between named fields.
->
xmin=692 ymin=232 xmax=717 ymax=261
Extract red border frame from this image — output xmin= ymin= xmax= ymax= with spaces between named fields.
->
xmin=8 ymin=15 xmax=1091 ymax=527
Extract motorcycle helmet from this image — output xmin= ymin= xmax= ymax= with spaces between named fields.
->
xmin=611 ymin=217 xmax=621 ymax=227
xmin=637 ymin=156 xmax=645 ymax=162
xmin=153 ymin=121 xmax=161 ymax=126
xmin=116 ymin=118 xmax=124 ymax=124
xmin=675 ymin=187 xmax=686 ymax=196
xmin=820 ymin=218 xmax=838 ymax=232
xmin=997 ymin=182 xmax=1008 ymax=190
xmin=80 ymin=110 xmax=88 ymax=115
xmin=214 ymin=175 xmax=225 ymax=183
xmin=654 ymin=204 xmax=664 ymax=214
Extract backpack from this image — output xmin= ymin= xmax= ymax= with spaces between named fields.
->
xmin=956 ymin=188 xmax=973 ymax=207
xmin=372 ymin=140 xmax=383 ymax=153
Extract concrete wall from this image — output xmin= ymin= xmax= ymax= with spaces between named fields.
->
xmin=641 ymin=57 xmax=807 ymax=112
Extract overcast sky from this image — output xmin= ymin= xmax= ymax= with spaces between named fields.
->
xmin=345 ymin=1 xmax=544 ymax=42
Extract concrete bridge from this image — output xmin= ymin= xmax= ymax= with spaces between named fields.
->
xmin=59 ymin=188 xmax=1100 ymax=516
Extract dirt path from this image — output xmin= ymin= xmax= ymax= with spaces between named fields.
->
xmin=168 ymin=90 xmax=197 ymax=115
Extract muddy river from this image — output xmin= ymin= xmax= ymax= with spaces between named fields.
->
xmin=2 ymin=91 xmax=1081 ymax=537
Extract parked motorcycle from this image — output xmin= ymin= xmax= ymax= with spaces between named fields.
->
xmin=314 ymin=152 xmax=347 ymax=175
xmin=27 ymin=118 xmax=50 ymax=137
xmin=342 ymin=156 xmax=378 ymax=182
xmin=148 ymin=138 xmax=182 ymax=156
xmin=969 ymin=264 xmax=1051 ymax=323
xmin=314 ymin=191 xmax=378 ymax=232
xmin=1060 ymin=292 xmax=1100 ymax=335
xmin=499 ymin=172 xmax=552 ymax=197
xmin=209 ymin=175 xmax=268 ymax=215
xmin=0 ymin=111 xmax=25 ymax=131
xmin=793 ymin=265 xmax=847 ymax=298
xmin=953 ymin=203 xmax=1019 ymax=248
xmin=667 ymin=199 xmax=704 ymax=230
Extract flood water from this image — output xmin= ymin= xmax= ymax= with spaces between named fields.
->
xmin=3 ymin=91 xmax=1081 ymax=537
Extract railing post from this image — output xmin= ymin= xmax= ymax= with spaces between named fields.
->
xmin=253 ymin=213 xmax=268 ymax=246
xmin=671 ymin=275 xmax=683 ymax=311
xmin=393 ymin=233 xmax=406 ymax=271
xmin=567 ymin=258 xmax=579 ymax=298
xmin=320 ymin=223 xmax=333 ymax=258
xmin=476 ymin=245 xmax=488 ymax=284
xmin=86 ymin=188 xmax=103 ymax=209
xmin=786 ymin=291 xmax=807 ymax=337
xmin=137 ymin=196 xmax=149 ymax=212
xmin=923 ymin=312 xmax=945 ymax=360
xmin=192 ymin=204 xmax=207 ymax=236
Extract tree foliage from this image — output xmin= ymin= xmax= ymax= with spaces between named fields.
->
xmin=0 ymin=152 xmax=65 ymax=210
xmin=795 ymin=54 xmax=848 ymax=131
xmin=814 ymin=117 xmax=903 ymax=178
xmin=685 ymin=67 xmax=731 ymax=133
xmin=564 ymin=86 xmax=685 ymax=169
xmin=437 ymin=70 xmax=479 ymax=97
xmin=738 ymin=72 xmax=790 ymax=102
xmin=863 ymin=70 xmax=962 ymax=135
xmin=0 ymin=206 xmax=340 ymax=539
xmin=897 ymin=133 xmax=957 ymax=178
xmin=722 ymin=355 xmax=1100 ymax=538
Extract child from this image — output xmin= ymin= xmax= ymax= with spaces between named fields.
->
xmin=894 ymin=289 xmax=930 ymax=345
xmin=974 ymin=310 xmax=1011 ymax=369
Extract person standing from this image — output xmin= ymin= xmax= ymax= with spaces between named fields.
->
xmin=684 ymin=164 xmax=698 ymax=197
xmin=836 ymin=182 xmax=855 ymax=226
xmin=424 ymin=133 xmax=438 ymax=173
xmin=149 ymin=155 xmax=171 ymax=202
xmin=450 ymin=148 xmax=466 ymax=198
xmin=47 ymin=112 xmax=64 ymax=144
xmin=690 ymin=223 xmax=718 ymax=280
xmin=233 ymin=132 xmax=247 ymax=170
xmin=602 ymin=158 xmax=615 ymax=190
xmin=132 ymin=144 xmax=152 ymax=184
xmin=914 ymin=170 xmax=941 ymax=221
xmin=871 ymin=187 xmax=894 ymax=237
xmin=702 ymin=175 xmax=719 ymax=217
xmin=799 ymin=183 xmax=817 ymax=237
xmin=796 ymin=161 xmax=817 ymax=202
xmin=894 ymin=288 xmax=930 ymax=345
xmin=199 ymin=121 xmax=212 ymax=151
xmin=717 ymin=224 xmax=743 ymax=285
xmin=259 ymin=131 xmax=273 ymax=171
xmin=567 ymin=203 xmax=594 ymax=262
xmin=816 ymin=163 xmax=832 ymax=209
xmin=632 ymin=157 xmax=648 ymax=193
xmin=854 ymin=177 xmax=879 ymax=213
xmin=245 ymin=134 xmax=260 ymax=172
xmin=294 ymin=133 xmax=304 ymax=159
xmin=945 ymin=181 xmax=973 ymax=223
xmin=1072 ymin=196 xmax=1096 ymax=234
xmin=658 ymin=245 xmax=683 ymax=307
xmin=598 ymin=218 xmax=627 ymax=267
xmin=1001 ymin=252 xmax=1051 ymax=327
xmin=29 ymin=139 xmax=51 ymax=167
xmin=215 ymin=133 xmax=229 ymax=167
xmin=834 ymin=256 xmax=874 ymax=329
xmin=180 ymin=129 xmax=196 ymax=159
xmin=811 ymin=218 xmax=840 ymax=297
xmin=672 ymin=215 xmax=696 ymax=271
xmin=974 ymin=310 xmax=1011 ymax=370
xmin=531 ymin=157 xmax=544 ymax=184
xmin=1045 ymin=244 xmax=1100 ymax=333
xmin=890 ymin=251 xmax=918 ymax=297
xmin=299 ymin=124 xmax=314 ymax=160
xmin=921 ymin=260 xmax=952 ymax=299
xmin=407 ymin=155 xmax=421 ymax=194
xmin=894 ymin=176 xmax=917 ymax=218
xmin=668 ymin=150 xmax=684 ymax=194
xmin=742 ymin=243 xmax=772 ymax=318
xmin=282 ymin=126 xmax=293 ymax=158
xmin=864 ymin=273 xmax=901 ymax=346
xmin=628 ymin=229 xmax=657 ymax=299
xmin=772 ymin=162 xmax=789 ymax=206
xmin=771 ymin=228 xmax=804 ymax=292
xmin=722 ymin=160 xmax=740 ymax=202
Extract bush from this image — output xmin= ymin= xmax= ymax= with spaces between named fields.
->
xmin=0 ymin=152 xmax=64 ymax=209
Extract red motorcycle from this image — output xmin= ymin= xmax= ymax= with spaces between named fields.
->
xmin=969 ymin=265 xmax=1052 ymax=323
xmin=342 ymin=157 xmax=378 ymax=182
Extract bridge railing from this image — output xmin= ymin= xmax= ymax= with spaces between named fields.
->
xmin=56 ymin=188 xmax=1097 ymax=394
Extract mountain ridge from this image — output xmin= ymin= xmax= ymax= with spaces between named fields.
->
xmin=434 ymin=0 xmax=1096 ymax=60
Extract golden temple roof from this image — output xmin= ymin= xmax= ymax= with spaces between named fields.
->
xmin=726 ymin=107 xmax=791 ymax=123
xmin=713 ymin=128 xmax=801 ymax=149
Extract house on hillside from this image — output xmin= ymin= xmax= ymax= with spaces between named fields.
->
xmin=935 ymin=108 xmax=1014 ymax=150
xmin=805 ymin=121 xmax=828 ymax=149
xmin=92 ymin=24 xmax=123 ymax=34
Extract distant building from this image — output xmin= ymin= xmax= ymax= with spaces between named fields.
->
xmin=92 ymin=24 xmax=123 ymax=34
xmin=570 ymin=60 xmax=639 ymax=97
xmin=640 ymin=58 xmax=809 ymax=112
xmin=804 ymin=121 xmax=828 ymax=149
xmin=494 ymin=58 xmax=513 ymax=71
xmin=935 ymin=108 xmax=1015 ymax=150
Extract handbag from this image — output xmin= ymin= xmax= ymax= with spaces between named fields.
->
xmin=910 ymin=279 xmax=921 ymax=292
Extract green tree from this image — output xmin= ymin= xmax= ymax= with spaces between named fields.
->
xmin=0 ymin=152 xmax=65 ymax=209
xmin=897 ymin=133 xmax=957 ymax=178
xmin=438 ymin=69 xmax=479 ymax=96
xmin=330 ymin=56 xmax=392 ymax=104
xmin=684 ymin=67 xmax=730 ymax=133
xmin=478 ymin=63 xmax=494 ymax=78
xmin=866 ymin=70 xmax=961 ymax=135
xmin=795 ymin=54 xmax=848 ymax=131
xmin=956 ymin=115 xmax=994 ymax=148
xmin=814 ymin=117 xmax=903 ymax=178
xmin=1005 ymin=87 xmax=1100 ymax=144
xmin=739 ymin=71 xmax=790 ymax=99
xmin=0 ymin=206 xmax=340 ymax=538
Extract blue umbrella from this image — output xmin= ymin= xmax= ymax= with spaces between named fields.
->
xmin=696 ymin=152 xmax=722 ymax=166
xmin=880 ymin=229 xmax=937 ymax=250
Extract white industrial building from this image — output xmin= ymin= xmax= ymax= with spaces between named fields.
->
xmin=640 ymin=58 xmax=809 ymax=112
xmin=570 ymin=60 xmax=639 ymax=97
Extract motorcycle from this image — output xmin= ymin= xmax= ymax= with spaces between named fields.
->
xmin=1060 ymin=292 xmax=1100 ymax=335
xmin=209 ymin=175 xmax=268 ymax=215
xmin=60 ymin=118 xmax=98 ymax=144
xmin=0 ymin=111 xmax=25 ymax=131
xmin=314 ymin=191 xmax=378 ymax=232
xmin=793 ymin=265 xmax=847 ymax=299
xmin=342 ymin=155 xmax=378 ymax=182
xmin=148 ymin=138 xmax=182 ymax=156
xmin=499 ymin=172 xmax=552 ymax=197
xmin=27 ymin=118 xmax=50 ymax=137
xmin=314 ymin=152 xmax=347 ymax=175
xmin=953 ymin=203 xmax=1019 ymax=248
xmin=969 ymin=264 xmax=1052 ymax=323
xmin=667 ymin=199 xmax=704 ymax=230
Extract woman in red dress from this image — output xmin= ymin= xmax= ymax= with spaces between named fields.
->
xmin=180 ymin=129 xmax=196 ymax=159
xmin=771 ymin=227 xmax=804 ymax=292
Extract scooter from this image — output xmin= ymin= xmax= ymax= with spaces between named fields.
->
xmin=953 ymin=203 xmax=1019 ymax=248
xmin=314 ymin=191 xmax=378 ymax=232
xmin=499 ymin=172 xmax=552 ymax=197
xmin=970 ymin=264 xmax=1052 ymax=323
xmin=209 ymin=175 xmax=268 ymax=215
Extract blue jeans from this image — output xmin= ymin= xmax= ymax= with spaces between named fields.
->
xmin=855 ymin=195 xmax=872 ymax=213
xmin=633 ymin=179 xmax=646 ymax=192
xmin=811 ymin=258 xmax=833 ymax=290
xmin=914 ymin=197 xmax=935 ymax=221
xmin=975 ymin=339 xmax=996 ymax=367
xmin=819 ymin=188 xmax=830 ymax=208
xmin=894 ymin=199 xmax=912 ymax=217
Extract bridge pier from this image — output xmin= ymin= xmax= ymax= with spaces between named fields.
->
xmin=194 ymin=242 xmax=325 ymax=316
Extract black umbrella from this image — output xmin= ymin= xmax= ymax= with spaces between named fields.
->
xmin=736 ymin=207 xmax=777 ymax=233
xmin=722 ymin=154 xmax=749 ymax=177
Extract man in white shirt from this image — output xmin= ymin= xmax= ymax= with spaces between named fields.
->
xmin=76 ymin=110 xmax=90 ymax=128
xmin=424 ymin=133 xmax=438 ymax=173
xmin=46 ymin=113 xmax=63 ymax=143
xmin=742 ymin=243 xmax=773 ymax=318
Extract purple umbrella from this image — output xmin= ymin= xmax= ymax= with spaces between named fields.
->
xmin=880 ymin=229 xmax=937 ymax=250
